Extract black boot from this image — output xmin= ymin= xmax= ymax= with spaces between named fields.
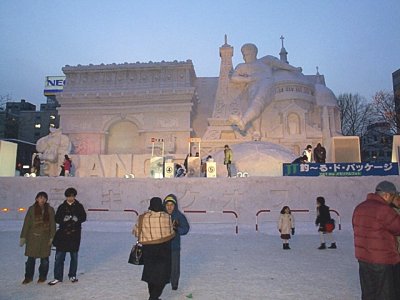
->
xmin=318 ymin=243 xmax=326 ymax=249
xmin=328 ymin=243 xmax=337 ymax=249
xmin=286 ymin=243 xmax=291 ymax=250
xmin=283 ymin=244 xmax=286 ymax=250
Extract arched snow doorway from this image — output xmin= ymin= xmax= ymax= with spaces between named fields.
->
xmin=106 ymin=121 xmax=139 ymax=154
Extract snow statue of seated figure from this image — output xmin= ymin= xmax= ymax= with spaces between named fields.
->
xmin=36 ymin=127 xmax=71 ymax=176
xmin=229 ymin=43 xmax=303 ymax=131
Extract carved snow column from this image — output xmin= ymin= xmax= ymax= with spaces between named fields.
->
xmin=203 ymin=37 xmax=236 ymax=142
xmin=322 ymin=106 xmax=331 ymax=138
xmin=212 ymin=39 xmax=234 ymax=119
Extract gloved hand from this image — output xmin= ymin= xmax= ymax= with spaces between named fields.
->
xmin=173 ymin=220 xmax=179 ymax=231
xmin=278 ymin=229 xmax=281 ymax=233
xmin=19 ymin=238 xmax=26 ymax=247
xmin=291 ymin=228 xmax=295 ymax=235
xmin=72 ymin=215 xmax=78 ymax=222
xmin=63 ymin=215 xmax=72 ymax=222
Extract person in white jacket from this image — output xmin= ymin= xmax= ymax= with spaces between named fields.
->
xmin=278 ymin=206 xmax=295 ymax=250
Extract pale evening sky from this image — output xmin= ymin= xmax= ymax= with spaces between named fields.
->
xmin=0 ymin=0 xmax=399 ymax=107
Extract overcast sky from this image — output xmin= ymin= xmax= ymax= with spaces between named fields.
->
xmin=1 ymin=0 xmax=399 ymax=107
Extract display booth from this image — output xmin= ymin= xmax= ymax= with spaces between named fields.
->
xmin=0 ymin=141 xmax=17 ymax=177
xmin=187 ymin=138 xmax=201 ymax=177
xmin=150 ymin=138 xmax=164 ymax=178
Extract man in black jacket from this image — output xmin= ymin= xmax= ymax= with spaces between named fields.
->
xmin=48 ymin=187 xmax=86 ymax=285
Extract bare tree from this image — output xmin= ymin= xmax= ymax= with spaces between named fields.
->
xmin=337 ymin=93 xmax=374 ymax=136
xmin=370 ymin=90 xmax=398 ymax=134
xmin=0 ymin=94 xmax=12 ymax=110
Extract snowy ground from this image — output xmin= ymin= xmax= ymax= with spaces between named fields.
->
xmin=0 ymin=220 xmax=360 ymax=300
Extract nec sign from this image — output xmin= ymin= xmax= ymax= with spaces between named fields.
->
xmin=44 ymin=76 xmax=66 ymax=96
xmin=47 ymin=78 xmax=65 ymax=87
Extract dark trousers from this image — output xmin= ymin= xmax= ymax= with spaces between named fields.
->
xmin=226 ymin=163 xmax=232 ymax=177
xmin=25 ymin=257 xmax=49 ymax=280
xmin=148 ymin=283 xmax=165 ymax=300
xmin=171 ymin=250 xmax=180 ymax=289
xmin=395 ymin=263 xmax=400 ymax=300
xmin=358 ymin=260 xmax=396 ymax=300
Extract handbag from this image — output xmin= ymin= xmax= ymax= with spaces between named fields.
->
xmin=325 ymin=219 xmax=335 ymax=233
xmin=128 ymin=215 xmax=144 ymax=265
xmin=128 ymin=242 xmax=144 ymax=265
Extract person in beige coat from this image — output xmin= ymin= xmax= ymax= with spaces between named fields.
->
xmin=278 ymin=206 xmax=295 ymax=250
xmin=20 ymin=191 xmax=56 ymax=284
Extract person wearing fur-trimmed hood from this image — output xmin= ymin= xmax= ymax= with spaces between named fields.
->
xmin=163 ymin=194 xmax=190 ymax=291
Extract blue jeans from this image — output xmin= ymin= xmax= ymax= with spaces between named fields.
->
xmin=25 ymin=257 xmax=49 ymax=280
xmin=54 ymin=251 xmax=78 ymax=281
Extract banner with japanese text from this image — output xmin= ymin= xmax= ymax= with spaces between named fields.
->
xmin=283 ymin=162 xmax=399 ymax=177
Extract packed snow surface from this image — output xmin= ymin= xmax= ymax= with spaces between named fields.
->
xmin=0 ymin=220 xmax=360 ymax=300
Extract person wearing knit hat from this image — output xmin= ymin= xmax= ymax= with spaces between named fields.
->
xmin=163 ymin=194 xmax=190 ymax=291
xmin=133 ymin=197 xmax=175 ymax=300
xmin=352 ymin=180 xmax=400 ymax=299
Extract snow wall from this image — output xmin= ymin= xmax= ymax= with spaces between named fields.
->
xmin=1 ymin=176 xmax=399 ymax=231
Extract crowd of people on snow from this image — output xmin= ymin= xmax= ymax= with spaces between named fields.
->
xmin=291 ymin=143 xmax=327 ymax=164
xmin=19 ymin=179 xmax=400 ymax=299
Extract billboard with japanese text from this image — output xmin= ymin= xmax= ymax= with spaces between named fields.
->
xmin=283 ymin=162 xmax=399 ymax=176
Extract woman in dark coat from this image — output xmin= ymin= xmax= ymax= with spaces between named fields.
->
xmin=315 ymin=196 xmax=336 ymax=249
xmin=48 ymin=187 xmax=86 ymax=285
xmin=133 ymin=197 xmax=175 ymax=300
xmin=20 ymin=191 xmax=56 ymax=284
